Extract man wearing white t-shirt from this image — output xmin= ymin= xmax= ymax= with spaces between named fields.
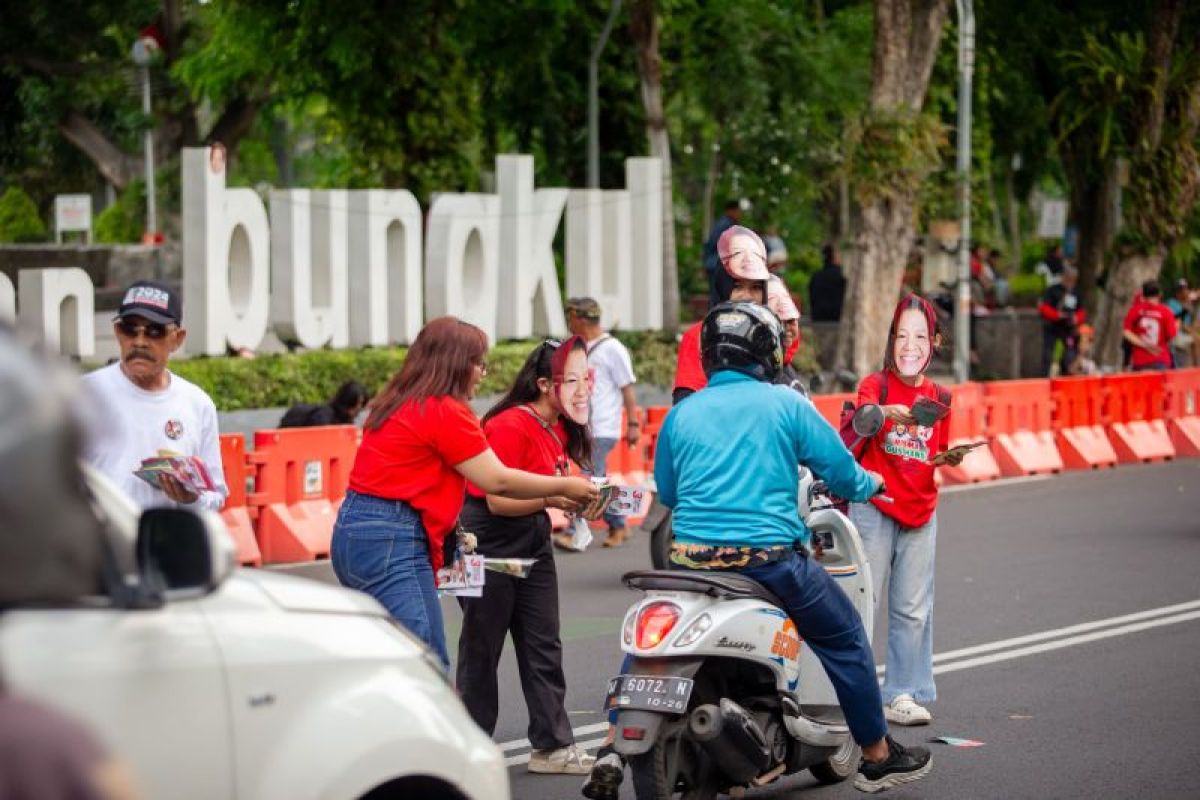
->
xmin=565 ymin=297 xmax=638 ymax=548
xmin=83 ymin=280 xmax=227 ymax=511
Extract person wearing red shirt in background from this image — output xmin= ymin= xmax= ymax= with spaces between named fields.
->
xmin=331 ymin=317 xmax=598 ymax=669
xmin=1123 ymin=281 xmax=1178 ymax=371
xmin=457 ymin=337 xmax=604 ymax=776
xmin=849 ymin=294 xmax=965 ymax=728
xmin=673 ymin=225 xmax=771 ymax=404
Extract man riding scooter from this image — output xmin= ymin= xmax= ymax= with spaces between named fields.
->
xmin=584 ymin=303 xmax=932 ymax=798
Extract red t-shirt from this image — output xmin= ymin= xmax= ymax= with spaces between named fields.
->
xmin=856 ymin=371 xmax=950 ymax=529
xmin=674 ymin=322 xmax=707 ymax=393
xmin=1124 ymin=300 xmax=1178 ymax=368
xmin=466 ymin=406 xmax=568 ymax=498
xmin=349 ymin=396 xmax=489 ymax=569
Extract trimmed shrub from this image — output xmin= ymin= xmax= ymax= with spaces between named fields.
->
xmin=0 ymin=186 xmax=48 ymax=242
xmin=94 ymin=182 xmax=144 ymax=244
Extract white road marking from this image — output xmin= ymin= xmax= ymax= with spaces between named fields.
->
xmin=499 ymin=598 xmax=1200 ymax=766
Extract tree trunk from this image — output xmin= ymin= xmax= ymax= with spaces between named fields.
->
xmin=630 ymin=0 xmax=680 ymax=333
xmin=58 ymin=111 xmax=142 ymax=189
xmin=1093 ymin=251 xmax=1165 ymax=368
xmin=837 ymin=0 xmax=950 ymax=378
xmin=1004 ymin=160 xmax=1021 ymax=269
xmin=837 ymin=196 xmax=918 ymax=377
xmin=1067 ymin=162 xmax=1116 ymax=310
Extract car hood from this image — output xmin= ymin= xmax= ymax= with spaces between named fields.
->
xmin=238 ymin=569 xmax=390 ymax=617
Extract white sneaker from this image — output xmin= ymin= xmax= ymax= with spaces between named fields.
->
xmin=528 ymin=743 xmax=596 ymax=775
xmin=884 ymin=694 xmax=932 ymax=726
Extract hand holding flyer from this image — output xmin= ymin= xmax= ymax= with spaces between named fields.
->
xmin=133 ymin=451 xmax=215 ymax=497
xmin=436 ymin=553 xmax=486 ymax=597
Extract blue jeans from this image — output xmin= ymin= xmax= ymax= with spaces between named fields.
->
xmin=852 ymin=502 xmax=937 ymax=705
xmin=331 ymin=490 xmax=449 ymax=668
xmin=590 ymin=437 xmax=627 ymax=530
xmin=736 ymin=553 xmax=888 ymax=745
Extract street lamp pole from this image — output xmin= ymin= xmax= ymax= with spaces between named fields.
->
xmin=588 ymin=0 xmax=623 ymax=188
xmin=132 ymin=37 xmax=157 ymax=241
xmin=953 ymin=0 xmax=975 ymax=383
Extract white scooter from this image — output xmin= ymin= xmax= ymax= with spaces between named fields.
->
xmin=606 ymin=404 xmax=886 ymax=799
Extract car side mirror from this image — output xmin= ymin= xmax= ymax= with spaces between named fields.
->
xmin=136 ymin=508 xmax=235 ymax=601
xmin=851 ymin=403 xmax=885 ymax=439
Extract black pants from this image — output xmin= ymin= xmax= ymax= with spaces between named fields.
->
xmin=456 ymin=551 xmax=572 ymax=750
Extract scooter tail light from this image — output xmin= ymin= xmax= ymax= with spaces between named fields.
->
xmin=635 ymin=601 xmax=681 ymax=649
xmin=622 ymin=610 xmax=636 ymax=646
xmin=672 ymin=613 xmax=712 ymax=647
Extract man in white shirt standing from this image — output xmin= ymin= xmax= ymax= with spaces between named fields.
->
xmin=564 ymin=297 xmax=639 ymax=548
xmin=83 ymin=280 xmax=228 ymax=511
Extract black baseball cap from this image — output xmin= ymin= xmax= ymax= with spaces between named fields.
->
xmin=116 ymin=280 xmax=181 ymax=325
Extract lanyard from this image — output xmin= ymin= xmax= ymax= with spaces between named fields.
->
xmin=517 ymin=404 xmax=569 ymax=475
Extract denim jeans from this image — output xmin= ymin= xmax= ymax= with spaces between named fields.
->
xmin=331 ymin=490 xmax=449 ymax=668
xmin=736 ymin=553 xmax=888 ymax=745
xmin=589 ymin=436 xmax=627 ymax=530
xmin=851 ymin=502 xmax=937 ymax=705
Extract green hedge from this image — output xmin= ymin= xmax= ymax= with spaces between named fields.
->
xmin=0 ymin=186 xmax=48 ymax=243
xmin=106 ymin=328 xmax=817 ymax=412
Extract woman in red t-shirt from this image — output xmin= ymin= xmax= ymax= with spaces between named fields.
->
xmin=331 ymin=317 xmax=598 ymax=669
xmin=457 ymin=336 xmax=602 ymax=775
xmin=849 ymin=294 xmax=964 ymax=728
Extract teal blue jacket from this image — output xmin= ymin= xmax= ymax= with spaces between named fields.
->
xmin=654 ymin=370 xmax=877 ymax=548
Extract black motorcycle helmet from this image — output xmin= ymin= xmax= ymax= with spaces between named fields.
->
xmin=700 ymin=302 xmax=783 ymax=382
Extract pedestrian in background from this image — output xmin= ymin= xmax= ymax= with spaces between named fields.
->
xmin=83 ymin=280 xmax=228 ymax=511
xmin=1038 ymin=266 xmax=1085 ymax=376
xmin=808 ymin=244 xmax=847 ymax=323
xmin=850 ymin=294 xmax=963 ymax=728
xmin=331 ymin=317 xmax=598 ymax=668
xmin=565 ymin=297 xmax=639 ymax=548
xmin=280 ymin=380 xmax=369 ymax=428
xmin=457 ymin=338 xmax=599 ymax=776
xmin=1123 ymin=281 xmax=1177 ymax=371
xmin=703 ymin=200 xmax=743 ymax=306
xmin=1166 ymin=278 xmax=1199 ymax=367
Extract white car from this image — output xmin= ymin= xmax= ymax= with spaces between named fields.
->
xmin=0 ymin=467 xmax=509 ymax=800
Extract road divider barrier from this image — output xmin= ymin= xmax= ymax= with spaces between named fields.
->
xmin=218 ymin=370 xmax=1198 ymax=565
xmin=1102 ymin=373 xmax=1175 ymax=463
xmin=1050 ymin=376 xmax=1118 ymax=470
xmin=1163 ymin=368 xmax=1200 ymax=457
xmin=983 ymin=379 xmax=1064 ymax=476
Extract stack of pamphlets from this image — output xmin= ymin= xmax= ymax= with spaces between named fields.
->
xmin=133 ymin=450 xmax=216 ymax=496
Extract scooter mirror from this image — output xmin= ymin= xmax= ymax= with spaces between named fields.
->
xmin=851 ymin=403 xmax=885 ymax=439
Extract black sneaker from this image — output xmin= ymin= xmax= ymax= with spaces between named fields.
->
xmin=854 ymin=735 xmax=932 ymax=793
xmin=581 ymin=745 xmax=625 ymax=800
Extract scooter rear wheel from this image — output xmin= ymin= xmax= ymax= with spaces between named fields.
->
xmin=809 ymin=739 xmax=860 ymax=784
xmin=628 ymin=718 xmax=718 ymax=800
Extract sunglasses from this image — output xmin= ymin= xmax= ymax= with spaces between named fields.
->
xmin=115 ymin=319 xmax=172 ymax=340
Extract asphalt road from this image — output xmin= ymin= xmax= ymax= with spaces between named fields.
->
xmin=277 ymin=460 xmax=1200 ymax=799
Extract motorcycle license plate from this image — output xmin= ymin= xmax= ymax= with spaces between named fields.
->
xmin=605 ymin=674 xmax=693 ymax=714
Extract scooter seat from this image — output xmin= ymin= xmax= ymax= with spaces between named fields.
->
xmin=623 ymin=570 xmax=788 ymax=610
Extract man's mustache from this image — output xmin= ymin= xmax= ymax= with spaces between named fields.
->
xmin=125 ymin=349 xmax=155 ymax=362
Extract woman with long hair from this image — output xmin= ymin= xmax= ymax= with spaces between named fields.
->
xmin=331 ymin=317 xmax=598 ymax=669
xmin=456 ymin=337 xmax=600 ymax=776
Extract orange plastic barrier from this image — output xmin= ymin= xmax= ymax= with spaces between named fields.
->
xmin=939 ymin=382 xmax=1001 ymax=484
xmin=809 ymin=393 xmax=854 ymax=430
xmin=1163 ymin=368 xmax=1200 ymax=457
xmin=248 ymin=425 xmax=358 ymax=563
xmin=1100 ymin=373 xmax=1175 ymax=463
xmin=983 ymin=380 xmax=1063 ymax=476
xmin=218 ymin=433 xmax=262 ymax=567
xmin=1049 ymin=377 xmax=1118 ymax=470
